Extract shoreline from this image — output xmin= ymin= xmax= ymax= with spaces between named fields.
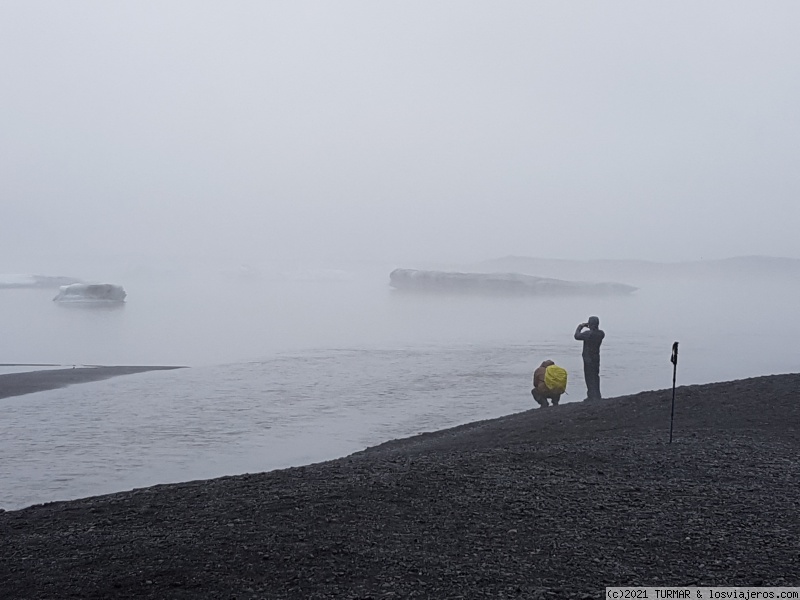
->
xmin=1 ymin=373 xmax=798 ymax=598
xmin=0 ymin=365 xmax=186 ymax=400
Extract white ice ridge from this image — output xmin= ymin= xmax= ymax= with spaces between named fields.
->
xmin=389 ymin=269 xmax=638 ymax=296
xmin=53 ymin=283 xmax=127 ymax=303
xmin=0 ymin=274 xmax=82 ymax=289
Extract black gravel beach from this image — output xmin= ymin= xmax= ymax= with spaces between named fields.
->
xmin=1 ymin=372 xmax=799 ymax=599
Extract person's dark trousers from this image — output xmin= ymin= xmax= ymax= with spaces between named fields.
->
xmin=583 ymin=358 xmax=601 ymax=400
xmin=531 ymin=389 xmax=549 ymax=408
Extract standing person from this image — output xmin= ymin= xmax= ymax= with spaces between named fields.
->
xmin=574 ymin=316 xmax=605 ymax=401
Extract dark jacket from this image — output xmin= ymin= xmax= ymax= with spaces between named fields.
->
xmin=575 ymin=325 xmax=605 ymax=361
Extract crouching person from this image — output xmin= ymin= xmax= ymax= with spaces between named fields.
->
xmin=531 ymin=360 xmax=568 ymax=408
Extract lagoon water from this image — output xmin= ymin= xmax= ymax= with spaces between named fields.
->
xmin=1 ymin=259 xmax=798 ymax=510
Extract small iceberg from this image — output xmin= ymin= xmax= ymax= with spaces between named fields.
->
xmin=53 ymin=283 xmax=127 ymax=304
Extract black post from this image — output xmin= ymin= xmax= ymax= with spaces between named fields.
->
xmin=669 ymin=341 xmax=679 ymax=443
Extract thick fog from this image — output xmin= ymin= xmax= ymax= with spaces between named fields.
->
xmin=2 ymin=1 xmax=800 ymax=268
xmin=6 ymin=3 xmax=800 ymax=511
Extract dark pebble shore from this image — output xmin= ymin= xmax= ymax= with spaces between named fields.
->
xmin=1 ymin=373 xmax=799 ymax=599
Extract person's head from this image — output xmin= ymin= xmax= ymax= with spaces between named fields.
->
xmin=587 ymin=316 xmax=600 ymax=330
xmin=540 ymin=359 xmax=555 ymax=368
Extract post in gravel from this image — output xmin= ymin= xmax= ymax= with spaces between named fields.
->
xmin=669 ymin=341 xmax=679 ymax=443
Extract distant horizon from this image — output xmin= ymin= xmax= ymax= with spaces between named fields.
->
xmin=479 ymin=253 xmax=800 ymax=265
xmin=4 ymin=251 xmax=800 ymax=276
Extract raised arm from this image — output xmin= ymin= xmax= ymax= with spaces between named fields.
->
xmin=574 ymin=323 xmax=589 ymax=340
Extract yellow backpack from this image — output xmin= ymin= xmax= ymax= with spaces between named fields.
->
xmin=544 ymin=364 xmax=568 ymax=395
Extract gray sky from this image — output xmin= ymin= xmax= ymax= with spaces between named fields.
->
xmin=2 ymin=1 xmax=799 ymax=267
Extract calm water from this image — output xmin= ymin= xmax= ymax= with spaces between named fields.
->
xmin=1 ymin=263 xmax=798 ymax=509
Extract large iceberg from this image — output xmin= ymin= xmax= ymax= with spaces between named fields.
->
xmin=389 ymin=269 xmax=637 ymax=296
xmin=53 ymin=283 xmax=127 ymax=304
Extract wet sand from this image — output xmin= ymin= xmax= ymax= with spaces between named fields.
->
xmin=0 ymin=365 xmax=185 ymax=400
xmin=1 ymin=373 xmax=798 ymax=599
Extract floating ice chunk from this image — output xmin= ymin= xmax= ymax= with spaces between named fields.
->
xmin=53 ymin=283 xmax=127 ymax=303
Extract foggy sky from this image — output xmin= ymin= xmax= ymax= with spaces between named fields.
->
xmin=2 ymin=1 xmax=799 ymax=267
